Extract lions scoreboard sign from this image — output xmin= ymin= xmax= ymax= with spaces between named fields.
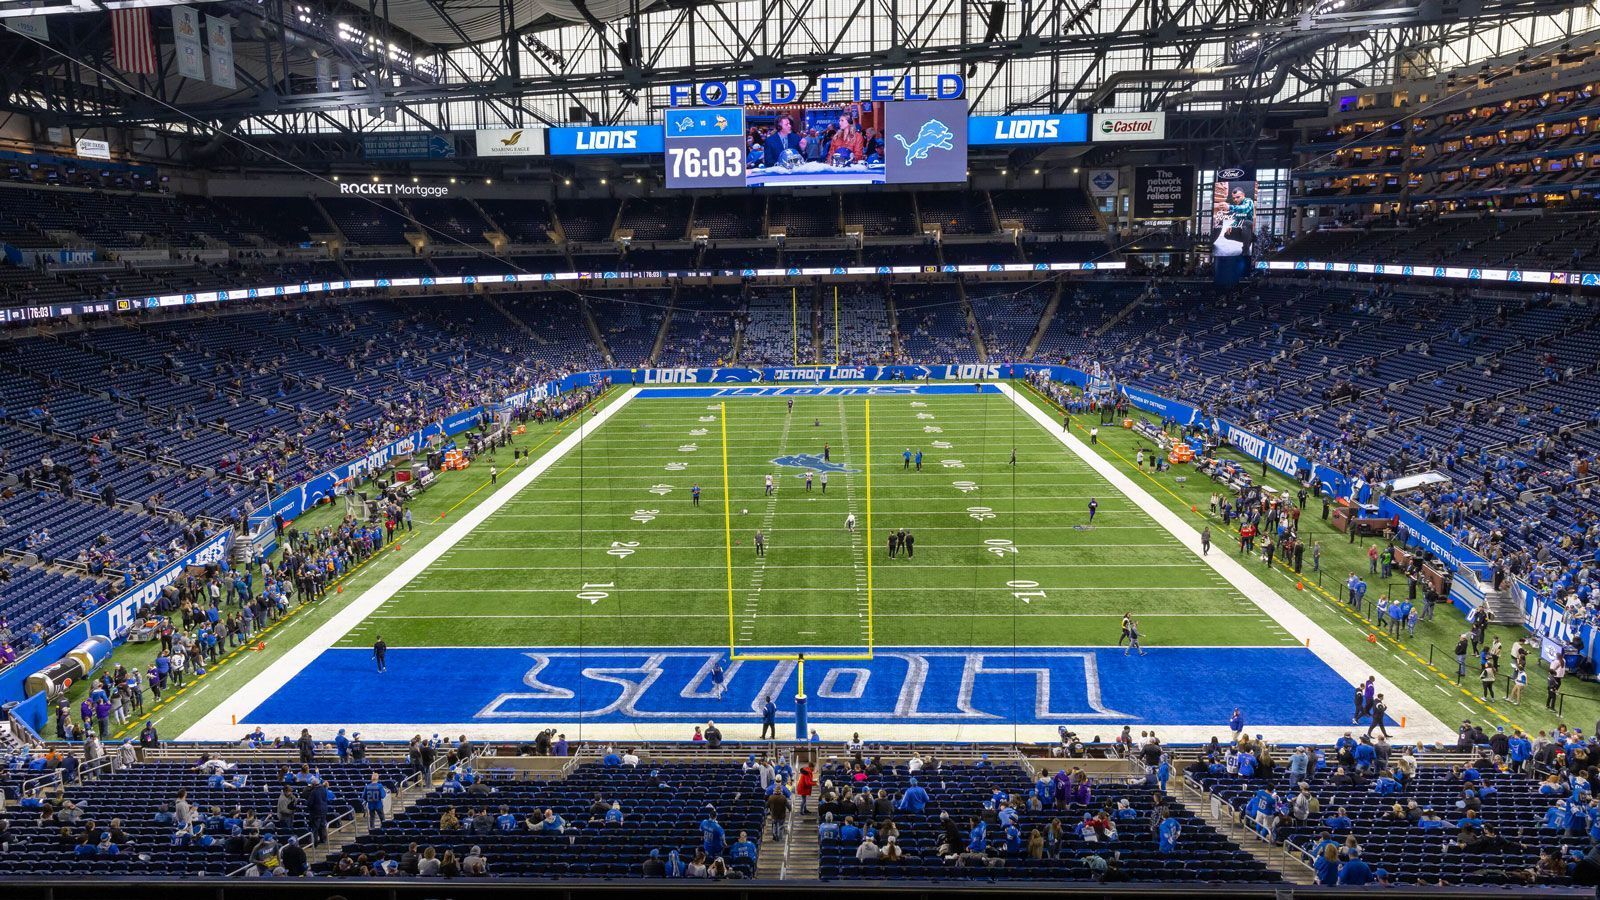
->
xmin=968 ymin=113 xmax=1089 ymax=146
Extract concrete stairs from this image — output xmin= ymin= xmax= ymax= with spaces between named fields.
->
xmin=1179 ymin=777 xmax=1317 ymax=885
xmin=756 ymin=801 xmax=819 ymax=879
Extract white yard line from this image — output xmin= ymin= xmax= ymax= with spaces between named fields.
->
xmin=178 ymin=386 xmax=643 ymax=740
xmin=997 ymin=382 xmax=1453 ymax=741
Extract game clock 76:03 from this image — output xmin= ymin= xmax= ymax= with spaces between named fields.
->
xmin=664 ymin=108 xmax=747 ymax=189
xmin=667 ymin=143 xmax=745 ymax=187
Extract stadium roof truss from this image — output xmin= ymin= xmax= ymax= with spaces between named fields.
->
xmin=0 ymin=0 xmax=1597 ymax=142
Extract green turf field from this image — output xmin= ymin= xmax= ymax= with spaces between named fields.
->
xmin=330 ymin=392 xmax=1293 ymax=655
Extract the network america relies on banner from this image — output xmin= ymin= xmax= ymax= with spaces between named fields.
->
xmin=171 ymin=6 xmax=206 ymax=81
xmin=205 ymin=15 xmax=235 ymax=89
xmin=1132 ymin=166 xmax=1194 ymax=219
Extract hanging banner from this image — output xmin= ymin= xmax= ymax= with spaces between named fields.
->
xmin=1132 ymin=166 xmax=1195 ymax=219
xmin=5 ymin=16 xmax=49 ymax=41
xmin=1087 ymin=168 xmax=1120 ymax=196
xmin=172 ymin=6 xmax=205 ymax=81
xmin=204 ymin=15 xmax=235 ymax=89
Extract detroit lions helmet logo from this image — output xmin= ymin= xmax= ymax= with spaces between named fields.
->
xmin=893 ymin=119 xmax=955 ymax=164
xmin=771 ymin=453 xmax=858 ymax=474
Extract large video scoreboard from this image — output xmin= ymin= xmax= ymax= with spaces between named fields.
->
xmin=662 ymin=77 xmax=969 ymax=190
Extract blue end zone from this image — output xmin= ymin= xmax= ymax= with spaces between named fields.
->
xmin=244 ymin=646 xmax=1370 ymax=727
xmin=635 ymin=384 xmax=1003 ymax=398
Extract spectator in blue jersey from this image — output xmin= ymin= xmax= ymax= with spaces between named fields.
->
xmin=897 ymin=778 xmax=929 ymax=813
xmin=335 ymin=729 xmax=350 ymax=764
xmin=1324 ymin=807 xmax=1353 ymax=831
xmin=1338 ymin=852 xmax=1373 ymax=885
xmin=729 ymin=831 xmax=757 ymax=870
xmin=535 ymin=808 xmax=565 ymax=833
xmin=1229 ymin=708 xmax=1245 ymax=740
xmin=495 ymin=805 xmax=517 ymax=831
xmin=362 ymin=772 xmax=387 ymax=827
xmin=700 ymin=806 xmax=726 ymax=857
xmin=1157 ymin=814 xmax=1182 ymax=853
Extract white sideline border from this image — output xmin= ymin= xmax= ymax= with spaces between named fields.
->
xmin=996 ymin=382 xmax=1453 ymax=742
xmin=179 ymin=387 xmax=645 ymax=740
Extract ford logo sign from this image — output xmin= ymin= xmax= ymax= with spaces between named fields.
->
xmin=1217 ymin=167 xmax=1247 ymax=181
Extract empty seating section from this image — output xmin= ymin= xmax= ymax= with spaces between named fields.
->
xmin=554 ymin=199 xmax=619 ymax=243
xmin=619 ymin=198 xmax=690 ymax=241
xmin=691 ymin=197 xmax=764 ymax=239
xmin=892 ymin=286 xmax=978 ymax=363
xmin=499 ymin=295 xmax=607 ymax=373
xmin=738 ymin=291 xmax=805 ymax=365
xmin=326 ymin=763 xmax=766 ymax=878
xmin=819 ymin=764 xmax=1277 ymax=884
xmin=409 ymin=199 xmax=491 ymax=245
xmin=916 ymin=191 xmax=992 ymax=235
xmin=968 ymin=283 xmax=1049 ymax=361
xmin=991 ymin=190 xmax=1100 ymax=232
xmin=587 ymin=292 xmax=667 ymax=367
xmin=843 ymin=193 xmax=915 ymax=235
xmin=0 ymin=759 xmax=411 ymax=877
xmin=215 ymin=197 xmax=331 ymax=245
xmin=475 ymin=199 xmax=554 ymax=244
xmin=768 ymin=196 xmax=839 ymax=238
xmin=657 ymin=288 xmax=740 ymax=366
xmin=829 ymin=290 xmax=893 ymax=365
xmin=320 ymin=198 xmax=416 ymax=246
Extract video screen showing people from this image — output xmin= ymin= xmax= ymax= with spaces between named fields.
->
xmin=1209 ymin=170 xmax=1257 ymax=259
xmin=745 ymin=103 xmax=887 ymax=187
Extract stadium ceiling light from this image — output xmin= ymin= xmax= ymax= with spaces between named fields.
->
xmin=1033 ymin=168 xmax=1041 ymax=175
xmin=600 ymin=178 xmax=608 ymax=185
xmin=449 ymin=177 xmax=457 ymax=184
xmin=371 ymin=175 xmax=380 ymax=182
xmin=332 ymin=175 xmax=340 ymax=181
xmin=485 ymin=178 xmax=493 ymax=185
xmin=999 ymin=168 xmax=1007 ymax=175
xmin=564 ymin=179 xmax=572 ymax=185
xmin=411 ymin=176 xmax=419 ymax=183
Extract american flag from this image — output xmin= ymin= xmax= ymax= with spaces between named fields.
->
xmin=111 ymin=8 xmax=158 ymax=74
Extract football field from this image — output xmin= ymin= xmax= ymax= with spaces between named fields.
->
xmin=183 ymin=384 xmax=1451 ymax=743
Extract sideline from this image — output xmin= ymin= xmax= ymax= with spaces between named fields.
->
xmin=997 ymin=382 xmax=1453 ymax=742
xmin=178 ymin=387 xmax=640 ymax=740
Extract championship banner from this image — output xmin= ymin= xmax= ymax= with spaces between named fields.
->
xmin=171 ymin=6 xmax=205 ymax=81
xmin=5 ymin=16 xmax=49 ymax=40
xmin=204 ymin=15 xmax=235 ymax=88
xmin=1087 ymin=168 xmax=1120 ymax=197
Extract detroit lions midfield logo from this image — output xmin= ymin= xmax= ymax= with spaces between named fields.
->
xmin=893 ymin=119 xmax=955 ymax=164
xmin=771 ymin=453 xmax=858 ymax=475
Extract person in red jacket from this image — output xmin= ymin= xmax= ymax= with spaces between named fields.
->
xmin=796 ymin=764 xmax=816 ymax=814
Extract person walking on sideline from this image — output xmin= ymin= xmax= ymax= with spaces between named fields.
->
xmin=1201 ymin=526 xmax=1212 ymax=555
xmin=373 ymin=636 xmax=388 ymax=673
xmin=760 ymin=696 xmax=777 ymax=740
xmin=1125 ymin=620 xmax=1146 ymax=656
